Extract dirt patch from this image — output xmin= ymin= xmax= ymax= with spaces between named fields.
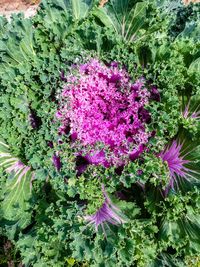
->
xmin=99 ymin=0 xmax=108 ymax=7
xmin=0 ymin=0 xmax=40 ymax=19
xmin=183 ymin=0 xmax=200 ymax=5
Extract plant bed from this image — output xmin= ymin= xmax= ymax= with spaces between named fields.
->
xmin=0 ymin=0 xmax=200 ymax=266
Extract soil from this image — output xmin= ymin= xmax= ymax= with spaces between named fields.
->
xmin=99 ymin=0 xmax=108 ymax=7
xmin=0 ymin=0 xmax=40 ymax=19
xmin=183 ymin=0 xmax=200 ymax=5
xmin=0 ymin=0 xmax=112 ymax=19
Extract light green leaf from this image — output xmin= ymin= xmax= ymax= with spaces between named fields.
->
xmin=71 ymin=0 xmax=93 ymax=20
xmin=0 ymin=139 xmax=34 ymax=228
xmin=189 ymin=57 xmax=200 ymax=73
xmin=1 ymin=168 xmax=33 ymax=228
xmin=93 ymin=0 xmax=147 ymax=42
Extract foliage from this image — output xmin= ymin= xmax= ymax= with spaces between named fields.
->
xmin=0 ymin=140 xmax=34 ymax=229
xmin=160 ymin=0 xmax=200 ymax=39
xmin=0 ymin=0 xmax=200 ymax=266
xmin=0 ymin=236 xmax=22 ymax=267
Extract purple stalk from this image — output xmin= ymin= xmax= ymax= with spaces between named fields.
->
xmin=183 ymin=101 xmax=200 ymax=121
xmin=159 ymin=140 xmax=190 ymax=195
xmin=84 ymin=185 xmax=126 ymax=231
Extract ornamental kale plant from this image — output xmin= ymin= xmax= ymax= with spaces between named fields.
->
xmin=57 ymin=59 xmax=153 ymax=167
xmin=0 ymin=0 xmax=200 ymax=266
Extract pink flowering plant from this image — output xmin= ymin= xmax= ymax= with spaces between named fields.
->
xmin=55 ymin=58 xmax=200 ymax=232
xmin=0 ymin=0 xmax=200 ymax=266
xmin=56 ymin=59 xmax=152 ymax=168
